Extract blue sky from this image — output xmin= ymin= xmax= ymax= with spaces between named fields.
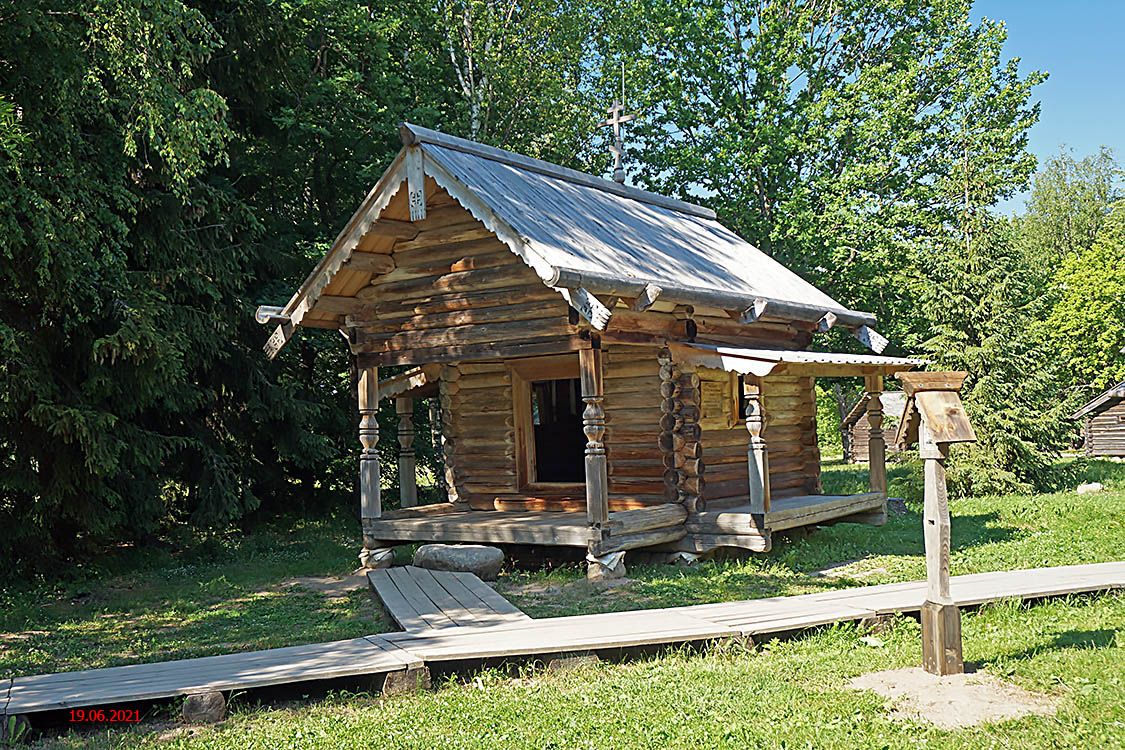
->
xmin=974 ymin=1 xmax=1125 ymax=211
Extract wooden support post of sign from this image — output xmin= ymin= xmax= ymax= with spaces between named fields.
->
xmin=396 ymin=397 xmax=417 ymax=508
xmin=919 ymin=422 xmax=962 ymax=675
xmin=743 ymin=378 xmax=770 ymax=531
xmin=897 ymin=370 xmax=975 ymax=676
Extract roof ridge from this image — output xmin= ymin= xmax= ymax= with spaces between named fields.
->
xmin=399 ymin=122 xmax=717 ymax=220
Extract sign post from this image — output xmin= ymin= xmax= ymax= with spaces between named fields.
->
xmin=895 ymin=371 xmax=977 ymax=676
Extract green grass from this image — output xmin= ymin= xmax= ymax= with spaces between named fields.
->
xmin=0 ymin=515 xmax=392 ymax=679
xmin=3 ymin=460 xmax=1124 ymax=748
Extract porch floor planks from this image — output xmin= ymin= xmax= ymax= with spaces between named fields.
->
xmin=5 ymin=636 xmax=422 ymax=715
xmin=368 ymin=566 xmax=531 ymax=633
xmin=765 ymin=492 xmax=885 ymax=532
xmin=5 ymin=561 xmax=1122 ymax=717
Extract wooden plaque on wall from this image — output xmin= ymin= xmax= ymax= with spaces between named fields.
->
xmin=699 ymin=373 xmax=737 ymax=430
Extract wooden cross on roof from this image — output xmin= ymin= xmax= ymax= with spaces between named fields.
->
xmin=600 ymin=100 xmax=637 ymax=184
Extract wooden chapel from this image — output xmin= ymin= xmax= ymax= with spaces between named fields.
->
xmin=258 ymin=123 xmax=922 ymax=578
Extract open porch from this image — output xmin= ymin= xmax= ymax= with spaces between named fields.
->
xmin=361 ymin=342 xmax=922 ymax=569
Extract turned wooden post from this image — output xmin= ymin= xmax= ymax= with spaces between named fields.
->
xmin=358 ymin=365 xmax=381 ymax=522
xmin=865 ymin=374 xmax=887 ymax=496
xmin=579 ymin=346 xmax=609 ymax=531
xmin=357 ymin=364 xmax=392 ymax=569
xmin=396 ymin=396 xmax=417 ymax=508
xmin=743 ymin=378 xmax=770 ymax=529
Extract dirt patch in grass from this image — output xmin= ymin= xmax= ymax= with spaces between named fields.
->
xmin=280 ymin=574 xmax=368 ymax=601
xmin=849 ymin=667 xmax=1058 ymax=729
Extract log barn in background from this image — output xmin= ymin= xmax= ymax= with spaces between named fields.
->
xmin=841 ymin=391 xmax=907 ymax=463
xmin=259 ymin=124 xmax=922 ymax=577
xmin=1071 ymin=382 xmax=1125 ymax=456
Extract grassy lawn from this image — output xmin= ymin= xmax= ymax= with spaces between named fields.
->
xmin=0 ymin=516 xmax=393 ymax=679
xmin=3 ymin=459 xmax=1123 ymax=748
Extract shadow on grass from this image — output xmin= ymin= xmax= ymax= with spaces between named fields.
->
xmin=768 ymin=508 xmax=1018 ymax=575
xmin=980 ymin=622 xmax=1120 ymax=668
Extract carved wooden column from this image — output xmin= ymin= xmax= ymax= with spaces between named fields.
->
xmin=396 ymin=396 xmax=417 ymax=508
xmin=358 ymin=364 xmax=392 ymax=568
xmin=743 ymin=378 xmax=770 ymax=532
xmin=580 ymin=346 xmax=618 ymax=580
xmin=865 ymin=374 xmax=888 ymax=495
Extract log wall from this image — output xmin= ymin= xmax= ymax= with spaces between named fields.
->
xmin=437 ymin=347 xmax=668 ymax=512
xmin=698 ymin=372 xmax=823 ymax=509
xmin=348 ymin=199 xmax=575 ymax=361
xmin=762 ymin=374 xmax=822 ymax=498
xmin=1085 ymin=401 xmax=1125 ymax=456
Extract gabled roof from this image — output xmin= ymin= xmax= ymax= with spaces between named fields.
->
xmin=1070 ymin=382 xmax=1125 ymax=420
xmin=262 ymin=124 xmax=882 ymax=358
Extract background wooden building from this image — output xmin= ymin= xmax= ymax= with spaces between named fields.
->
xmin=841 ymin=391 xmax=907 ymax=463
xmin=1071 ymin=383 xmax=1125 ymax=456
xmin=259 ymin=124 xmax=922 ymax=577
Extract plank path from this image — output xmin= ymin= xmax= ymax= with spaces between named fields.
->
xmin=367 ymin=566 xmax=531 ymax=632
xmin=3 ymin=561 xmax=1122 ymax=717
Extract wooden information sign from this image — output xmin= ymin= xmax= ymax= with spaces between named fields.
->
xmin=895 ymin=370 xmax=977 ymax=676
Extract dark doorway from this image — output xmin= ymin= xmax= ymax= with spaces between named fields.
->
xmin=531 ymin=378 xmax=585 ymax=482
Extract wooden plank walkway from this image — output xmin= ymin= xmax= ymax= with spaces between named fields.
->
xmin=681 ymin=561 xmax=1125 ymax=635
xmin=368 ymin=566 xmax=531 ymax=632
xmin=4 ymin=561 xmax=1122 ymax=716
xmin=3 ymin=636 xmax=422 ymax=715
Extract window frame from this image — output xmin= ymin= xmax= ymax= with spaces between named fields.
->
xmin=509 ymin=354 xmax=586 ymax=492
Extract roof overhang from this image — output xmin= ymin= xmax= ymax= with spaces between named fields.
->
xmin=1070 ymin=383 xmax=1125 ymax=420
xmin=547 ymin=266 xmax=884 ymax=350
xmin=670 ymin=343 xmax=925 ymax=378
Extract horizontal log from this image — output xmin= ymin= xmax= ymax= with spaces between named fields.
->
xmin=605 ymin=391 xmax=660 ymax=410
xmin=391 ymin=223 xmax=493 ymax=253
xmin=315 ymin=295 xmax=370 ymax=316
xmin=604 ymin=361 xmax=661 ymax=379
xmin=342 ymin=252 xmax=396 ymax=275
xmin=457 ymin=372 xmax=513 ymax=390
xmin=695 ymin=494 xmax=750 ymax=509
xmin=352 ymin=298 xmax=565 ymax=333
xmin=670 ymin=532 xmax=769 ymax=553
xmin=455 ymin=437 xmax=515 ymax=452
xmin=393 ymin=235 xmax=508 ymax=266
xmin=356 ymin=335 xmax=590 ymax=369
xmin=360 ymin=318 xmax=572 ymax=353
xmin=609 ymin=504 xmax=688 ymax=535
xmin=701 ymin=477 xmax=753 ymax=499
xmin=609 ymin=479 xmax=669 ymax=494
xmin=367 ymin=264 xmax=536 ymax=301
xmin=457 ymin=362 xmax=507 ymax=375
xmin=591 ymin=527 xmax=686 ymax=555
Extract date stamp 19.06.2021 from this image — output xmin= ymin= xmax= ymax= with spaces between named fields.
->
xmin=68 ymin=708 xmax=142 ymax=723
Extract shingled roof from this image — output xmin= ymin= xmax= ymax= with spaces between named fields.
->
xmin=262 ymin=124 xmax=883 ymax=357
